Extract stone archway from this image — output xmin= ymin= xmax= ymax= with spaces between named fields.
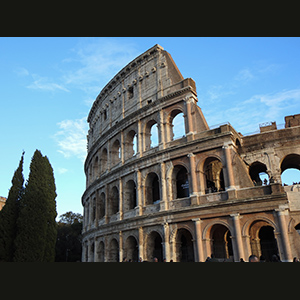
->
xmin=124 ymin=236 xmax=139 ymax=262
xmin=210 ymin=224 xmax=233 ymax=261
xmin=249 ymin=220 xmax=279 ymax=261
xmin=146 ymin=231 xmax=163 ymax=262
xmin=175 ymin=228 xmax=195 ymax=262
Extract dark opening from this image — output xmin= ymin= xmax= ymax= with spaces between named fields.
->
xmin=176 ymin=167 xmax=189 ymax=198
xmin=259 ymin=226 xmax=279 ymax=262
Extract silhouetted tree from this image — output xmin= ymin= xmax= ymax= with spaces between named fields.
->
xmin=0 ymin=152 xmax=24 ymax=261
xmin=14 ymin=150 xmax=57 ymax=262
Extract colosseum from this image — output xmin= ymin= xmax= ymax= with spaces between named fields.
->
xmin=82 ymin=44 xmax=300 ymax=262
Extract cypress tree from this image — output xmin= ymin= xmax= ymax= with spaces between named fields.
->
xmin=0 ymin=152 xmax=24 ymax=261
xmin=14 ymin=150 xmax=57 ymax=262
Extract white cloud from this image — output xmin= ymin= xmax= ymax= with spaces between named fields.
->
xmin=57 ymin=167 xmax=68 ymax=174
xmin=234 ymin=68 xmax=255 ymax=82
xmin=61 ymin=39 xmax=139 ymax=96
xmin=14 ymin=67 xmax=30 ymax=77
xmin=27 ymin=74 xmax=70 ymax=92
xmin=54 ymin=117 xmax=88 ymax=161
xmin=207 ymin=88 xmax=300 ymax=135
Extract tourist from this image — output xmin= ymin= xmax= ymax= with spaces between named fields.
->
xmin=248 ymin=254 xmax=259 ymax=262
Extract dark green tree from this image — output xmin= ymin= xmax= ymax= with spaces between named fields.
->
xmin=14 ymin=150 xmax=57 ymax=262
xmin=55 ymin=212 xmax=82 ymax=262
xmin=0 ymin=152 xmax=24 ymax=261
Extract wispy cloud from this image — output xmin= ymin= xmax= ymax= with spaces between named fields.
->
xmin=54 ymin=117 xmax=88 ymax=162
xmin=208 ymin=88 xmax=300 ymax=134
xmin=27 ymin=74 xmax=70 ymax=92
xmin=234 ymin=68 xmax=255 ymax=82
xmin=57 ymin=167 xmax=68 ymax=174
xmin=61 ymin=38 xmax=139 ymax=96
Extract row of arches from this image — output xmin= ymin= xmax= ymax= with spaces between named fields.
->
xmin=88 ymin=111 xmax=185 ymax=184
xmin=84 ymin=216 xmax=294 ymax=262
xmin=85 ymin=152 xmax=300 ymax=229
xmin=86 ymin=165 xmax=190 ymax=225
xmin=249 ymin=153 xmax=300 ymax=186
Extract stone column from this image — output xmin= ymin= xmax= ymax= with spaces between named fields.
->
xmin=276 ymin=208 xmax=293 ymax=262
xmin=223 ymin=142 xmax=236 ymax=190
xmin=163 ymin=222 xmax=171 ymax=261
xmin=119 ymin=178 xmax=123 ymax=220
xmin=136 ymin=170 xmax=143 ymax=216
xmin=230 ymin=213 xmax=245 ymax=261
xmin=138 ymin=227 xmax=144 ymax=260
xmin=188 ymin=153 xmax=199 ymax=205
xmin=119 ymin=231 xmax=123 ymax=262
xmin=192 ymin=218 xmax=204 ymax=262
xmin=138 ymin=120 xmax=143 ymax=157
xmin=185 ymin=96 xmax=195 ymax=137
xmin=160 ymin=162 xmax=168 ymax=211
xmin=159 ymin=109 xmax=166 ymax=149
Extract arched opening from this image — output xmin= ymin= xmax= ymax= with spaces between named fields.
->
xmin=124 ymin=180 xmax=137 ymax=211
xmin=109 ymin=186 xmax=119 ymax=216
xmin=150 ymin=123 xmax=159 ymax=148
xmin=145 ymin=172 xmax=160 ymax=205
xmin=210 ymin=224 xmax=233 ymax=261
xmin=92 ymin=197 xmax=96 ymax=222
xmin=249 ymin=220 xmax=279 ymax=262
xmin=99 ymin=192 xmax=105 ymax=219
xmin=281 ymin=154 xmax=300 ymax=185
xmin=146 ymin=231 xmax=163 ymax=262
xmin=100 ymin=148 xmax=107 ymax=174
xmin=124 ymin=236 xmax=138 ymax=262
xmin=111 ymin=139 xmax=121 ymax=166
xmin=204 ymin=157 xmax=225 ymax=193
xmin=171 ymin=110 xmax=185 ymax=140
xmin=125 ymin=130 xmax=138 ymax=159
xmin=145 ymin=120 xmax=159 ymax=150
xmin=173 ymin=165 xmax=189 ymax=199
xmin=109 ymin=239 xmax=119 ymax=262
xmin=295 ymin=223 xmax=300 ymax=235
xmin=176 ymin=228 xmax=195 ymax=262
xmin=97 ymin=241 xmax=105 ymax=262
xmin=249 ymin=161 xmax=269 ymax=186
xmin=259 ymin=226 xmax=279 ymax=261
xmin=89 ymin=242 xmax=95 ymax=262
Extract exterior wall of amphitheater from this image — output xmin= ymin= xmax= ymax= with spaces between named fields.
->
xmin=82 ymin=44 xmax=300 ymax=262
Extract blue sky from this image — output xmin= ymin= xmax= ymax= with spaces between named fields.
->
xmin=1 ymin=37 xmax=300 ymax=217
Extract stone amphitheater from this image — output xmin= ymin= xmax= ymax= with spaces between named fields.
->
xmin=82 ymin=44 xmax=300 ymax=262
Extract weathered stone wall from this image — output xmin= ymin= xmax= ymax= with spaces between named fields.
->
xmin=82 ymin=45 xmax=300 ymax=262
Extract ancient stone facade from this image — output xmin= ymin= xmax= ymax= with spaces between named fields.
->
xmin=82 ymin=44 xmax=300 ymax=262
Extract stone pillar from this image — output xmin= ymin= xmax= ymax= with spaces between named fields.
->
xmin=119 ymin=231 xmax=123 ymax=262
xmin=159 ymin=109 xmax=166 ymax=149
xmin=223 ymin=143 xmax=236 ymax=190
xmin=136 ymin=170 xmax=143 ymax=216
xmin=230 ymin=213 xmax=245 ymax=261
xmin=188 ymin=153 xmax=199 ymax=205
xmin=276 ymin=208 xmax=293 ymax=262
xmin=120 ymin=130 xmax=124 ymax=164
xmin=185 ymin=96 xmax=195 ymax=137
xmin=105 ymin=184 xmax=109 ymax=224
xmin=192 ymin=218 xmax=204 ymax=262
xmin=119 ymin=178 xmax=123 ymax=220
xmin=160 ymin=162 xmax=168 ymax=211
xmin=138 ymin=120 xmax=143 ymax=157
xmin=138 ymin=227 xmax=144 ymax=260
xmin=163 ymin=222 xmax=171 ymax=261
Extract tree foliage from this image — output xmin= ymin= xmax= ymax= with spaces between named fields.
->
xmin=55 ymin=212 xmax=82 ymax=262
xmin=14 ymin=150 xmax=57 ymax=262
xmin=0 ymin=152 xmax=24 ymax=261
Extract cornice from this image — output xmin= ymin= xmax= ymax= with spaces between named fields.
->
xmin=88 ymin=44 xmax=164 ymax=123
